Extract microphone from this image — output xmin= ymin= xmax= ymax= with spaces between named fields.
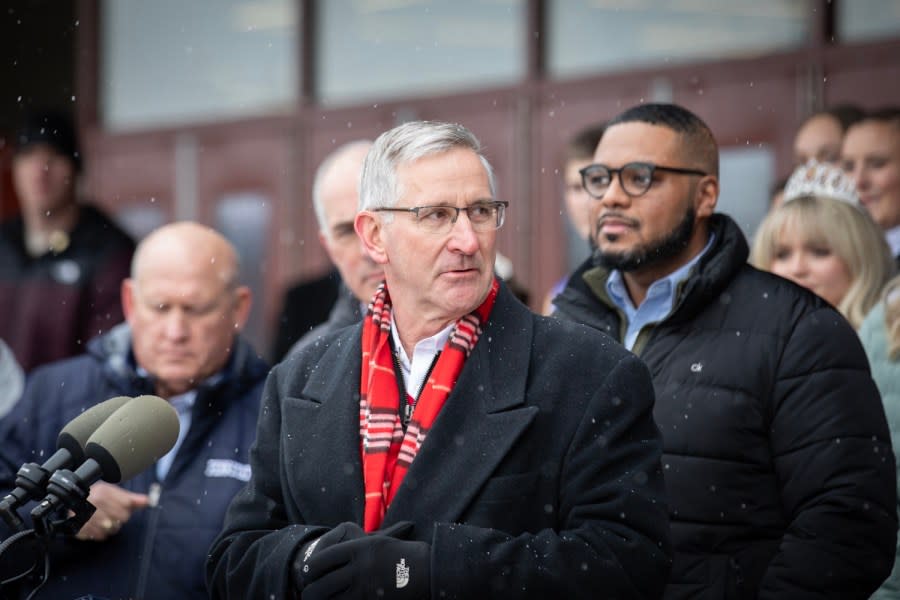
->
xmin=0 ymin=396 xmax=132 ymax=529
xmin=30 ymin=395 xmax=180 ymax=536
xmin=81 ymin=394 xmax=181 ymax=483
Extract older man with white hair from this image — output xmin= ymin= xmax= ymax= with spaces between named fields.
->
xmin=208 ymin=121 xmax=671 ymax=599
xmin=287 ymin=140 xmax=384 ymax=357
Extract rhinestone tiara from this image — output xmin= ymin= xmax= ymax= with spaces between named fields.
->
xmin=783 ymin=159 xmax=860 ymax=206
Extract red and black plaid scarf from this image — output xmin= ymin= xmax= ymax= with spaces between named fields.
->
xmin=359 ymin=278 xmax=499 ymax=532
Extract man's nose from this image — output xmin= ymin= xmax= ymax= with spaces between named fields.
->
xmin=598 ymin=175 xmax=632 ymax=209
xmin=162 ymin=310 xmax=189 ymax=339
xmin=446 ymin=211 xmax=480 ymax=254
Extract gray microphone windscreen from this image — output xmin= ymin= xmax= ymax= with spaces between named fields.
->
xmin=83 ymin=395 xmax=180 ymax=483
xmin=56 ymin=396 xmax=132 ymax=462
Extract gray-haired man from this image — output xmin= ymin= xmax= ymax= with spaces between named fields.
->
xmin=208 ymin=120 xmax=671 ymax=599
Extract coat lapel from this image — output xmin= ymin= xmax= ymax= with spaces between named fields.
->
xmin=282 ymin=325 xmax=366 ymax=525
xmin=383 ymin=287 xmax=538 ymax=529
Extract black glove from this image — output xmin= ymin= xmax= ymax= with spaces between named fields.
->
xmin=301 ymin=532 xmax=430 ymax=600
xmin=292 ymin=522 xmax=366 ymax=591
xmin=377 ymin=521 xmax=415 ymax=539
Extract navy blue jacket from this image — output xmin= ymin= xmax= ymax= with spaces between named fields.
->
xmin=0 ymin=323 xmax=268 ymax=600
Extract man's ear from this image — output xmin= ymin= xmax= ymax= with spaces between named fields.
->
xmin=694 ymin=175 xmax=719 ymax=218
xmin=231 ymin=286 xmax=253 ymax=332
xmin=121 ymin=279 xmax=135 ymax=324
xmin=355 ymin=211 xmax=388 ymax=265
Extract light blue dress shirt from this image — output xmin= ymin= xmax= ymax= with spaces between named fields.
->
xmin=136 ymin=367 xmax=223 ymax=481
xmin=156 ymin=390 xmax=196 ymax=481
xmin=606 ymin=234 xmax=715 ymax=351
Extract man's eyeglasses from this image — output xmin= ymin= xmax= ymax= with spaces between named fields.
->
xmin=372 ymin=201 xmax=508 ymax=234
xmin=579 ymin=162 xmax=707 ymax=198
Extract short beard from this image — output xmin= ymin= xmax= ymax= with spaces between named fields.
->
xmin=593 ymin=205 xmax=696 ymax=272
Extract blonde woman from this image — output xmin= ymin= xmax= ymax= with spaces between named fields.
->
xmin=861 ymin=275 xmax=900 ymax=600
xmin=888 ymin=277 xmax=900 ymax=360
xmin=751 ymin=160 xmax=895 ymax=328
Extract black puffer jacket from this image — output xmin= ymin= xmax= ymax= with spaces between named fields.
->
xmin=555 ymin=213 xmax=897 ymax=599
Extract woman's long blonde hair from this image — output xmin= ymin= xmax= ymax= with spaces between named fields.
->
xmin=750 ymin=195 xmax=895 ymax=329
xmin=884 ymin=275 xmax=900 ymax=360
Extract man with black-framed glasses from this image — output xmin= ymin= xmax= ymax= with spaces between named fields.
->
xmin=555 ymin=102 xmax=896 ymax=598
xmin=209 ymin=120 xmax=672 ymax=599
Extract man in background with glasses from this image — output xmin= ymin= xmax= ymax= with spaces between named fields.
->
xmin=555 ymin=102 xmax=896 ymax=598
xmin=208 ymin=120 xmax=672 ymax=599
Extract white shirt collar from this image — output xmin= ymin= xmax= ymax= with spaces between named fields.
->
xmin=390 ymin=316 xmax=454 ymax=399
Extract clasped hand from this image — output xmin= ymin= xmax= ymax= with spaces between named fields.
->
xmin=292 ymin=521 xmax=430 ymax=599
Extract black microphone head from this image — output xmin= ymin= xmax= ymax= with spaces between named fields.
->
xmin=55 ymin=396 xmax=132 ymax=464
xmin=83 ymin=395 xmax=180 ymax=483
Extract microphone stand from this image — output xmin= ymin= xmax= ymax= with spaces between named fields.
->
xmin=0 ymin=529 xmax=48 ymax=598
xmin=0 ymin=461 xmax=57 ymax=533
xmin=30 ymin=468 xmax=97 ymax=540
xmin=0 ymin=501 xmax=24 ymax=534
xmin=0 ymin=467 xmax=98 ymax=598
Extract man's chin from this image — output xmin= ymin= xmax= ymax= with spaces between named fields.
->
xmin=356 ymin=282 xmax=382 ymax=303
xmin=357 ymin=275 xmax=384 ymax=299
xmin=593 ymin=246 xmax=640 ymax=271
xmin=444 ymin=276 xmax=492 ymax=308
xmin=153 ymin=370 xmax=199 ymax=396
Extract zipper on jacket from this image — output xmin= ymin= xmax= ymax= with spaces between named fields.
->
xmin=631 ymin=326 xmax=653 ymax=356
xmin=134 ymin=482 xmax=162 ymax=598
